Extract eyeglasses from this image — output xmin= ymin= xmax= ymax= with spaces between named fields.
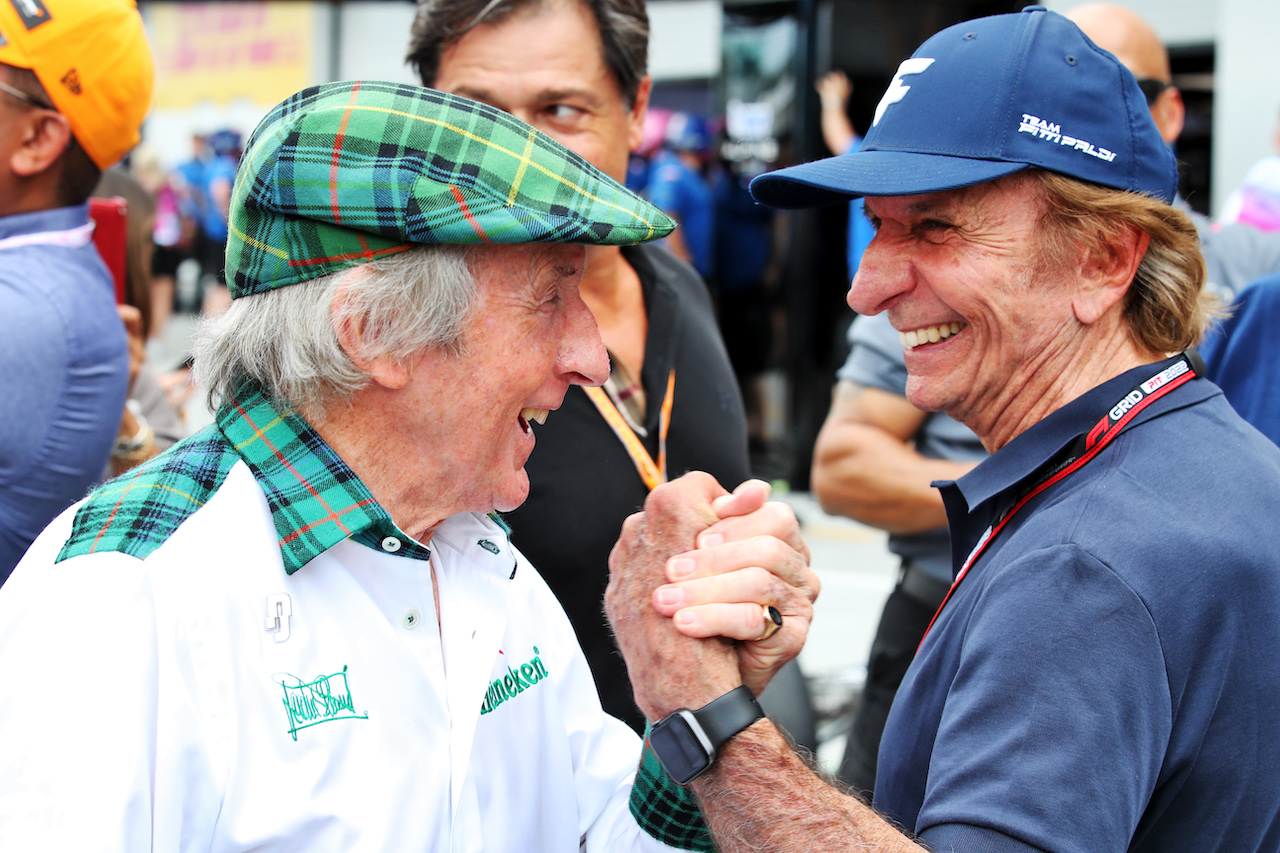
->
xmin=0 ymin=79 xmax=54 ymax=110
xmin=1134 ymin=78 xmax=1171 ymax=108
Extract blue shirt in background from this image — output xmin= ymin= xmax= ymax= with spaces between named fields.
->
xmin=0 ymin=205 xmax=129 ymax=582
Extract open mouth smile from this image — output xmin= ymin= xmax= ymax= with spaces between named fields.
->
xmin=900 ymin=322 xmax=966 ymax=350
xmin=518 ymin=407 xmax=550 ymax=434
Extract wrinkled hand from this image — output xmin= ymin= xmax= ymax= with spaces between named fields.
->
xmin=607 ymin=473 xmax=741 ymax=720
xmin=654 ymin=479 xmax=817 ymax=697
xmin=605 ymin=473 xmax=816 ymax=720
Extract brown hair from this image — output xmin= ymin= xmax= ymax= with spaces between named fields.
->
xmin=1030 ymin=169 xmax=1215 ymax=353
xmin=407 ymin=0 xmax=650 ymax=107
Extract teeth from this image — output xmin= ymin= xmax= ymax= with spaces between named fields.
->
xmin=520 ymin=407 xmax=549 ymax=426
xmin=900 ymin=322 xmax=964 ymax=350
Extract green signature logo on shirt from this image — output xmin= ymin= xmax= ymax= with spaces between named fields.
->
xmin=274 ymin=665 xmax=368 ymax=740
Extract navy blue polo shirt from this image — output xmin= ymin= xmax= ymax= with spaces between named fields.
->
xmin=875 ymin=356 xmax=1280 ymax=853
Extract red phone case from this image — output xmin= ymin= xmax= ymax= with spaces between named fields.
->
xmin=89 ymin=196 xmax=129 ymax=304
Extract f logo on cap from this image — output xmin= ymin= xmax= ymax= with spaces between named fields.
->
xmin=873 ymin=58 xmax=935 ymax=127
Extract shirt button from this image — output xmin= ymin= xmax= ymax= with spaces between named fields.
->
xmin=381 ymin=536 xmax=401 ymax=553
xmin=402 ymin=609 xmax=421 ymax=629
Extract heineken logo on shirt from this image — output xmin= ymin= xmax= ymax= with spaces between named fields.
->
xmin=275 ymin=665 xmax=369 ymax=740
xmin=479 ymin=647 xmax=550 ymax=715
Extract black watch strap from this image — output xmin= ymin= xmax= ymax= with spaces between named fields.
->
xmin=691 ymin=685 xmax=765 ymax=747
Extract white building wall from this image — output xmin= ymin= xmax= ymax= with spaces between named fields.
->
xmin=335 ymin=2 xmax=421 ymax=84
xmin=649 ymin=0 xmax=722 ymax=80
xmin=1213 ymin=0 xmax=1280 ymax=214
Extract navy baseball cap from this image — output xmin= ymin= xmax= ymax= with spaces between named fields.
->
xmin=750 ymin=6 xmax=1178 ymax=207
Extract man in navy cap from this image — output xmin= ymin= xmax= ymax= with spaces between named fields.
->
xmin=606 ymin=8 xmax=1280 ymax=852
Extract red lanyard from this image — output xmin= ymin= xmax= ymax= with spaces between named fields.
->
xmin=584 ymin=369 xmax=675 ymax=492
xmin=918 ymin=351 xmax=1203 ymax=650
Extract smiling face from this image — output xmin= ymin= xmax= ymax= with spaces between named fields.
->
xmin=848 ymin=175 xmax=1089 ymax=444
xmin=429 ymin=0 xmax=648 ymax=185
xmin=399 ymin=242 xmax=608 ymax=516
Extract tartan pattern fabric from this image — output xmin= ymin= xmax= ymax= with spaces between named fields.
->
xmin=630 ymin=735 xmax=715 ymax=851
xmin=228 ymin=80 xmax=676 ymax=297
xmin=218 ymin=383 xmax=431 ymax=571
xmin=57 ymin=383 xmax=429 ymax=572
xmin=56 ymin=426 xmax=239 ymax=563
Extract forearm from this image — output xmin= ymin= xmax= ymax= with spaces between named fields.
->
xmin=692 ymin=722 xmax=922 ymax=853
xmin=811 ymin=425 xmax=972 ymax=533
xmin=820 ymin=112 xmax=855 ymax=157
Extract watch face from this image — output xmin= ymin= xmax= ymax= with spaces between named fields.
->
xmin=650 ymin=711 xmax=713 ymax=786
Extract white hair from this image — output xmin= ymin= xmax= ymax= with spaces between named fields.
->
xmin=192 ymin=244 xmax=478 ymax=413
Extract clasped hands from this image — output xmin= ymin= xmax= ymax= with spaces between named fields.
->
xmin=606 ymin=472 xmax=819 ymax=722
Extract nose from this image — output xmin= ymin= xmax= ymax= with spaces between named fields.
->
xmin=847 ymin=231 xmax=912 ymax=316
xmin=561 ymin=292 xmax=610 ymax=387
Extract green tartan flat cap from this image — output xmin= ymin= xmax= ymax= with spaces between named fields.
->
xmin=226 ymin=80 xmax=676 ymax=298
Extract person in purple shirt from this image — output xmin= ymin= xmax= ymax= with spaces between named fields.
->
xmin=0 ymin=0 xmax=153 ymax=581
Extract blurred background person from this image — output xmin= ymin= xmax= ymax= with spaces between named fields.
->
xmin=92 ymin=167 xmax=188 ymax=478
xmin=1219 ymin=109 xmax=1280 ymax=233
xmin=128 ymin=144 xmax=188 ymax=344
xmin=0 ymin=0 xmax=153 ymax=583
xmin=711 ymin=136 xmax=779 ymax=462
xmin=194 ymin=127 xmax=240 ymax=318
xmin=1067 ymin=2 xmax=1280 ymax=298
xmin=647 ymin=110 xmax=715 ymax=281
xmin=816 ymin=70 xmax=874 ymax=285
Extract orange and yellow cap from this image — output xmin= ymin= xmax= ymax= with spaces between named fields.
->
xmin=0 ymin=0 xmax=154 ymax=169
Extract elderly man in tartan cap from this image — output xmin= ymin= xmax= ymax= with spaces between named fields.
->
xmin=0 ymin=81 xmax=816 ymax=851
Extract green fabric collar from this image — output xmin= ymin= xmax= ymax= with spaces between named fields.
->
xmin=218 ymin=383 xmax=431 ymax=573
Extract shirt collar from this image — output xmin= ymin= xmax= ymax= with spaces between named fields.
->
xmin=936 ymin=353 xmax=1218 ymax=560
xmin=217 ymin=382 xmax=432 ymax=573
xmin=0 ymin=203 xmax=90 ymax=240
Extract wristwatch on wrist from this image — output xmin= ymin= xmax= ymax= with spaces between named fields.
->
xmin=648 ymin=685 xmax=765 ymax=785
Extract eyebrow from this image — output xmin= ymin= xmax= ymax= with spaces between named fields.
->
xmin=864 ymin=196 xmax=950 ymax=219
xmin=902 ymin=198 xmax=951 ymax=217
xmin=451 ymin=83 xmax=602 ymax=109
xmin=552 ymin=261 xmax=583 ymax=281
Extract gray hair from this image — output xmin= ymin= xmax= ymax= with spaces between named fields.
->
xmin=192 ymin=244 xmax=477 ymax=414
xmin=407 ymin=0 xmax=650 ymax=108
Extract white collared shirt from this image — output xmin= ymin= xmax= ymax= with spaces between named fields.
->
xmin=0 ymin=462 xmax=683 ymax=852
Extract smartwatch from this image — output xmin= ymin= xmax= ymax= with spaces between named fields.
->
xmin=648 ymin=685 xmax=765 ymax=785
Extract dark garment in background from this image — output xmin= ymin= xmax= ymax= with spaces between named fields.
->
xmin=1199 ymin=271 xmax=1280 ymax=447
xmin=502 ymin=243 xmax=751 ymax=732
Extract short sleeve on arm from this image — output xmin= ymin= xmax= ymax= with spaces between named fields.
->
xmin=915 ymin=545 xmax=1171 ymax=853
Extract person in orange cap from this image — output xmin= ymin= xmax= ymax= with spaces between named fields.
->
xmin=0 ymin=0 xmax=154 ymax=583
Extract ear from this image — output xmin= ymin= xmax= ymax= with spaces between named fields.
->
xmin=1071 ymin=224 xmax=1150 ymax=325
xmin=1151 ymin=86 xmax=1185 ymax=146
xmin=331 ymin=276 xmax=411 ymax=390
xmin=626 ymin=75 xmax=653 ymax=154
xmin=9 ymin=110 xmax=73 ymax=177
